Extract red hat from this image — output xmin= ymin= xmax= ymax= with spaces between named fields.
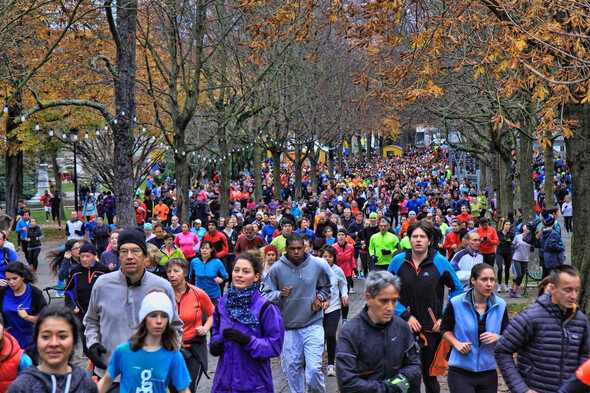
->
xmin=264 ymin=245 xmax=278 ymax=255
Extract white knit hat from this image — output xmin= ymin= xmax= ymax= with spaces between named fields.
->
xmin=138 ymin=291 xmax=173 ymax=323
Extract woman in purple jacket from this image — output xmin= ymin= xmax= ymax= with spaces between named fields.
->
xmin=209 ymin=252 xmax=284 ymax=393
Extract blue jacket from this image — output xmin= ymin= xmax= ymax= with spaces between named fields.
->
xmin=495 ymin=293 xmax=590 ymax=393
xmin=211 ymin=291 xmax=284 ymax=393
xmin=448 ymin=290 xmax=506 ymax=372
xmin=406 ymin=199 xmax=421 ymax=213
xmin=15 ymin=219 xmax=30 ymax=241
xmin=539 ymin=228 xmax=565 ymax=268
xmin=388 ymin=249 xmax=462 ymax=330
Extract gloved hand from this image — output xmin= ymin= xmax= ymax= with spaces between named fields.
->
xmin=87 ymin=343 xmax=108 ymax=370
xmin=371 ymin=255 xmax=378 ymax=264
xmin=222 ymin=328 xmax=252 ymax=345
xmin=210 ymin=340 xmax=224 ymax=356
xmin=387 ymin=375 xmax=409 ymax=393
xmin=381 ymin=249 xmax=392 ymax=255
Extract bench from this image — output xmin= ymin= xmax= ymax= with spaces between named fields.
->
xmin=522 ymin=268 xmax=543 ymax=295
xmin=43 ymin=284 xmax=65 ymax=305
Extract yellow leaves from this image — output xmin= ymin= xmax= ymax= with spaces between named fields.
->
xmin=328 ymin=14 xmax=338 ymax=23
xmin=580 ymin=88 xmax=590 ymax=104
xmin=474 ymin=66 xmax=485 ymax=80
xmin=514 ymin=40 xmax=527 ymax=52
xmin=532 ymin=85 xmax=549 ymax=101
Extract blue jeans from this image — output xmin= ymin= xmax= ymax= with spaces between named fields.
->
xmin=281 ymin=324 xmax=326 ymax=393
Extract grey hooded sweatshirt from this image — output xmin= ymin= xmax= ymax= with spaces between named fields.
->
xmin=263 ymin=252 xmax=331 ymax=329
xmin=6 ymin=364 xmax=98 ymax=393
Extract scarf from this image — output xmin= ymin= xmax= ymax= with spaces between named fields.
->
xmin=226 ymin=283 xmax=259 ymax=332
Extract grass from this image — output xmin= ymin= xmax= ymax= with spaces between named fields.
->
xmin=8 ymin=209 xmax=80 ymax=247
xmin=506 ymin=302 xmax=531 ymax=314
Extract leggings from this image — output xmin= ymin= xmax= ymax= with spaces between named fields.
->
xmin=323 ymin=310 xmax=340 ymax=365
xmin=512 ymin=260 xmax=528 ymax=286
xmin=359 ymin=252 xmax=369 ymax=275
xmin=495 ymin=252 xmax=512 ymax=285
xmin=409 ymin=331 xmax=441 ymax=393
xmin=341 ymin=276 xmax=353 ymax=320
xmin=447 ymin=367 xmax=497 ymax=393
xmin=21 ymin=241 xmax=29 ymax=264
xmin=27 ymin=248 xmax=41 ymax=270
xmin=565 ymin=216 xmax=573 ymax=233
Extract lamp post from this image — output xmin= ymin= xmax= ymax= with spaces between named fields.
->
xmin=69 ymin=129 xmax=79 ymax=212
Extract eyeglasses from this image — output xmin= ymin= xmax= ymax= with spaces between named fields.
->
xmin=118 ymin=248 xmax=143 ymax=256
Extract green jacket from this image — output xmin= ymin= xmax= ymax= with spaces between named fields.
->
xmin=369 ymin=231 xmax=399 ymax=265
xmin=160 ymin=246 xmax=185 ymax=265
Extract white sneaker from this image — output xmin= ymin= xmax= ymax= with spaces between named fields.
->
xmin=326 ymin=365 xmax=336 ymax=376
xmin=502 ymin=284 xmax=509 ymax=293
xmin=497 ymin=284 xmax=503 ymax=293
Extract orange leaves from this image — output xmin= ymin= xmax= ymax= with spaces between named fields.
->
xmin=491 ymin=114 xmax=521 ymax=131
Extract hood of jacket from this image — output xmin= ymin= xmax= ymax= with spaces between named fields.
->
xmin=17 ymin=364 xmax=92 ymax=392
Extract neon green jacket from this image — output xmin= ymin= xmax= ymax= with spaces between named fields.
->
xmin=369 ymin=231 xmax=399 ymax=266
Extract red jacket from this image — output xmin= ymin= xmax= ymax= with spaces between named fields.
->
xmin=443 ymin=231 xmax=461 ymax=258
xmin=332 ymin=242 xmax=356 ymax=277
xmin=203 ymin=230 xmax=229 ymax=259
xmin=0 ymin=332 xmax=24 ymax=393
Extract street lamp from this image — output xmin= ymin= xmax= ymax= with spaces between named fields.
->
xmin=69 ymin=128 xmax=79 ymax=212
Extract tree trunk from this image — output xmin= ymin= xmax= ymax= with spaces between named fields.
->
xmin=347 ymin=136 xmax=354 ymax=165
xmin=543 ymin=131 xmax=555 ymax=208
xmin=272 ymin=150 xmax=281 ymax=200
xmin=366 ymin=132 xmax=372 ymax=157
xmin=357 ymin=134 xmax=364 ymax=163
xmin=563 ymin=102 xmax=590 ymax=315
xmin=327 ymin=147 xmax=334 ymax=178
xmin=253 ymin=143 xmax=262 ymax=203
xmin=518 ymin=134 xmax=535 ymax=224
xmin=294 ymin=144 xmax=303 ymax=199
xmin=4 ymin=104 xmax=24 ymax=218
xmin=309 ymin=149 xmax=318 ymax=194
xmin=111 ymin=0 xmax=138 ymax=227
xmin=175 ymin=154 xmax=190 ymax=224
xmin=499 ymin=155 xmax=513 ymax=218
xmin=337 ymin=140 xmax=343 ymax=177
xmin=490 ymin=152 xmax=501 ymax=212
xmin=51 ymin=153 xmax=67 ymax=220
xmin=379 ymin=134 xmax=384 ymax=158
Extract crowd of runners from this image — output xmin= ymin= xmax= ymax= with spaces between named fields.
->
xmin=0 ymin=144 xmax=586 ymax=393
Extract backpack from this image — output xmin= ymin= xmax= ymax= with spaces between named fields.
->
xmin=522 ymin=218 xmax=542 ymax=248
xmin=192 ymin=201 xmax=210 ymax=222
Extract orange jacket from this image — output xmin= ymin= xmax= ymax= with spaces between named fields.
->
xmin=476 ymin=227 xmax=499 ymax=254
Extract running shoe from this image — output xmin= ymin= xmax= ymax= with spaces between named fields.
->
xmin=496 ymin=284 xmax=502 ymax=293
xmin=326 ymin=365 xmax=336 ymax=376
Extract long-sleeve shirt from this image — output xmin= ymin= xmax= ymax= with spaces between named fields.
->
xmin=476 ymin=227 xmax=499 ymax=254
xmin=174 ymin=232 xmax=200 ymax=259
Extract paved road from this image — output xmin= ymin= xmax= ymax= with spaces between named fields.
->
xmin=23 ymin=232 xmax=555 ymax=393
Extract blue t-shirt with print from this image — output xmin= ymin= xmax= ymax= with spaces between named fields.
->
xmin=3 ymin=285 xmax=34 ymax=349
xmin=107 ymin=342 xmax=190 ymax=393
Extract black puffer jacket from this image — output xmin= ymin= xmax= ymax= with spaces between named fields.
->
xmin=494 ymin=293 xmax=590 ymax=393
xmin=335 ymin=306 xmax=421 ymax=393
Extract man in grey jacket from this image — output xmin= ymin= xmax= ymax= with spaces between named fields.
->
xmin=336 ymin=271 xmax=420 ymax=393
xmin=84 ymin=227 xmax=182 ymax=392
xmin=264 ymin=233 xmax=332 ymax=393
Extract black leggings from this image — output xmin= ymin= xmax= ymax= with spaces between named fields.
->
xmin=495 ymin=252 xmax=512 ymax=285
xmin=565 ymin=216 xmax=573 ymax=233
xmin=21 ymin=241 xmax=29 ymax=264
xmin=512 ymin=260 xmax=528 ymax=286
xmin=27 ymin=248 xmax=41 ymax=270
xmin=323 ymin=310 xmax=340 ymax=365
xmin=341 ymin=276 xmax=353 ymax=320
xmin=359 ymin=252 xmax=369 ymax=275
xmin=409 ymin=331 xmax=441 ymax=393
xmin=447 ymin=367 xmax=497 ymax=393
